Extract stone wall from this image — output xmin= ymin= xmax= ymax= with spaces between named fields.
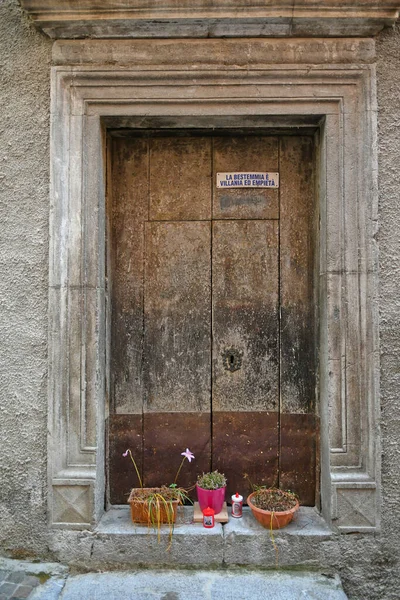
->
xmin=0 ymin=0 xmax=52 ymax=557
xmin=372 ymin=21 xmax=400 ymax=599
xmin=0 ymin=1 xmax=399 ymax=597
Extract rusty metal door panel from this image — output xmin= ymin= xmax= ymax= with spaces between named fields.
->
xmin=108 ymin=412 xmax=211 ymax=501
xmin=149 ymin=136 xmax=212 ymax=221
xmin=212 ymin=220 xmax=279 ymax=412
xmin=213 ymin=136 xmax=279 ymax=220
xmin=279 ymin=413 xmax=318 ymax=506
xmin=110 ymin=137 xmax=149 ymax=415
xmin=108 ymin=414 xmax=143 ymax=505
xmin=142 ymin=413 xmax=211 ymax=492
xmin=143 ymin=221 xmax=211 ymax=413
xmin=212 ymin=411 xmax=279 ymax=501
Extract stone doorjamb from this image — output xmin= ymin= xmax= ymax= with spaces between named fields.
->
xmin=48 ymin=38 xmax=380 ymax=533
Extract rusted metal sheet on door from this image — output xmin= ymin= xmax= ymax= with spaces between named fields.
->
xmin=108 ymin=414 xmax=143 ymax=504
xmin=212 ymin=411 xmax=279 ymax=501
xmin=143 ymin=412 xmax=210 ymax=495
xmin=279 ymin=413 xmax=319 ymax=506
xmin=212 ymin=220 xmax=279 ymax=412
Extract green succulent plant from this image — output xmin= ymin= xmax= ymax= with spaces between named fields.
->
xmin=197 ymin=470 xmax=227 ymax=490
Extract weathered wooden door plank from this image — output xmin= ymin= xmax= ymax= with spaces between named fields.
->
xmin=212 ymin=411 xmax=279 ymax=501
xmin=143 ymin=221 xmax=211 ymax=412
xmin=149 ymin=136 xmax=212 ymax=221
xmin=213 ymin=136 xmax=279 ymax=220
xmin=110 ymin=137 xmax=148 ymax=415
xmin=212 ymin=220 xmax=279 ymax=411
xmin=212 ymin=219 xmax=280 ymax=496
xmin=142 ymin=220 xmax=212 ymax=488
xmin=279 ymin=135 xmax=317 ymax=504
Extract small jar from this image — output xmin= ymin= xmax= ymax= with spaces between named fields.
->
xmin=202 ymin=506 xmax=215 ymax=528
xmin=231 ymin=492 xmax=243 ymax=518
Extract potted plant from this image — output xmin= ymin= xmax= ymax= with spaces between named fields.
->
xmin=196 ymin=470 xmax=227 ymax=515
xmin=247 ymin=487 xmax=299 ymax=530
xmin=123 ymin=447 xmax=194 ymax=544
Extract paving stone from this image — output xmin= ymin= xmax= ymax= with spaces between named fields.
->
xmin=21 ymin=577 xmax=39 ymax=588
xmin=0 ymin=559 xmax=348 ymax=600
xmin=0 ymin=560 xmax=68 ymax=579
xmin=10 ymin=585 xmax=33 ymax=599
xmin=0 ymin=572 xmax=42 ymax=600
xmin=0 ymin=582 xmax=17 ymax=596
xmin=28 ymin=577 xmax=66 ymax=600
xmin=6 ymin=574 xmax=25 ymax=585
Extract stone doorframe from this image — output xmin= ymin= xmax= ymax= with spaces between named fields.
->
xmin=48 ymin=38 xmax=380 ymax=533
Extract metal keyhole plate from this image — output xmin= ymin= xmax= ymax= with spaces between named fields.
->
xmin=222 ymin=347 xmax=243 ymax=372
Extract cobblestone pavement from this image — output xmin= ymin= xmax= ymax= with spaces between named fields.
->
xmin=0 ymin=570 xmax=41 ymax=600
xmin=0 ymin=560 xmax=68 ymax=600
xmin=0 ymin=558 xmax=349 ymax=599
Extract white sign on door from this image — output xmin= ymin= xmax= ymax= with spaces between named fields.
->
xmin=216 ymin=172 xmax=279 ymax=189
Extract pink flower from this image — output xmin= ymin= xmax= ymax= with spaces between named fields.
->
xmin=181 ymin=448 xmax=195 ymax=463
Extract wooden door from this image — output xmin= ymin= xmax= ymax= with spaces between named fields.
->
xmin=108 ymin=133 xmax=317 ymax=505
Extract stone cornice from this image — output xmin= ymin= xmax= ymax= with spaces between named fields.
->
xmin=21 ymin=1 xmax=400 ymax=39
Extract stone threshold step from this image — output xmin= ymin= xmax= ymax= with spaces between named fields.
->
xmin=41 ymin=569 xmax=349 ymax=600
xmin=73 ymin=506 xmax=336 ymax=569
xmin=98 ymin=505 xmax=331 ymax=537
xmin=0 ymin=558 xmax=349 ymax=600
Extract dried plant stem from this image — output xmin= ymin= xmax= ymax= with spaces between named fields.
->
xmin=127 ymin=449 xmax=143 ymax=488
xmin=174 ymin=457 xmax=186 ymax=484
xmin=270 ymin=512 xmax=279 ymax=567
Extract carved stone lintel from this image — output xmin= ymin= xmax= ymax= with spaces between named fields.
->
xmin=52 ymin=38 xmax=376 ymax=67
xmin=21 ymin=1 xmax=400 ymax=39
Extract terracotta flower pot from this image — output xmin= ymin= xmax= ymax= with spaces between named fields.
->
xmin=247 ymin=490 xmax=299 ymax=530
xmin=196 ymin=484 xmax=226 ymax=514
xmin=128 ymin=488 xmax=179 ymax=524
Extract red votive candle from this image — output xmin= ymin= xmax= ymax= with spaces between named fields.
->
xmin=202 ymin=506 xmax=215 ymax=528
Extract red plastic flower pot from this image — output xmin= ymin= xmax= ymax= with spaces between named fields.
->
xmin=196 ymin=484 xmax=226 ymax=515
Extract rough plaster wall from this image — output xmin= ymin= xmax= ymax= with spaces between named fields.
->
xmin=0 ymin=0 xmax=52 ymax=556
xmin=372 ymin=22 xmax=400 ymax=600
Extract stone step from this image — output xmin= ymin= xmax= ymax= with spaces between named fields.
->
xmin=69 ymin=506 xmax=332 ymax=570
xmin=42 ymin=570 xmax=349 ymax=600
xmin=0 ymin=557 xmax=349 ymax=600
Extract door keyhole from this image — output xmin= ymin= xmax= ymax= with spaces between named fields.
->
xmin=222 ymin=347 xmax=243 ymax=372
